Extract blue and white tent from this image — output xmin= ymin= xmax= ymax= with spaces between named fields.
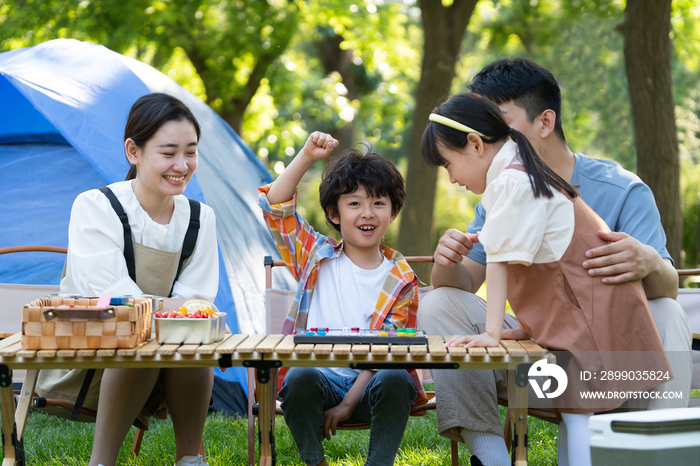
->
xmin=0 ymin=39 xmax=293 ymax=415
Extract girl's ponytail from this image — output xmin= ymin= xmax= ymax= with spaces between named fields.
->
xmin=509 ymin=128 xmax=578 ymax=199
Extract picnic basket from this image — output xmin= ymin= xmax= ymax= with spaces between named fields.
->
xmin=21 ymin=296 xmax=153 ymax=349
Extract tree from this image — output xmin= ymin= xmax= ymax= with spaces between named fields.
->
xmin=618 ymin=0 xmax=682 ymax=265
xmin=247 ymin=1 xmax=422 ymax=173
xmin=1 ymin=0 xmax=300 ymax=136
xmin=398 ymin=0 xmax=479 ymax=282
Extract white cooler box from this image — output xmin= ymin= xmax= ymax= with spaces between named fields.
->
xmin=589 ymin=408 xmax=700 ymax=465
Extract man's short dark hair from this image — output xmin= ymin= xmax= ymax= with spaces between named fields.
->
xmin=468 ymin=58 xmax=566 ymax=142
xmin=319 ymin=145 xmax=405 ymax=232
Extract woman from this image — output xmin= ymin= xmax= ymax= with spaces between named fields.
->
xmin=37 ymin=93 xmax=218 ymax=466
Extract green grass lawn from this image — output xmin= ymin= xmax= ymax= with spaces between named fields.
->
xmin=5 ymin=407 xmax=560 ymax=465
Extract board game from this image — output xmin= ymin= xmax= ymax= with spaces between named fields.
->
xmin=293 ymin=327 xmax=428 ymax=345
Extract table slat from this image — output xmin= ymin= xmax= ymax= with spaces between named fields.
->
xmin=518 ymin=340 xmax=547 ymax=358
xmin=156 ymin=344 xmax=179 ymax=356
xmin=447 ymin=346 xmax=466 ymax=358
xmin=0 ymin=333 xmax=20 ymax=353
xmin=16 ymin=350 xmax=36 ymax=358
xmin=467 ymin=347 xmax=486 ymax=358
xmin=256 ymin=334 xmax=285 ymax=354
xmin=371 ymin=344 xmax=388 ymax=356
xmin=177 ymin=344 xmax=201 ymax=355
xmin=273 ymin=335 xmax=296 ymax=355
xmin=351 ymin=344 xmax=369 ymax=356
xmin=56 ymin=350 xmax=77 ymax=358
xmin=215 ymin=334 xmax=249 ymax=354
xmin=409 ymin=345 xmax=427 ymax=357
xmin=427 ymin=335 xmax=447 ymax=357
xmin=294 ymin=344 xmax=313 ymax=355
xmin=117 ymin=340 xmax=151 ymax=357
xmin=332 ymin=344 xmax=351 ymax=356
xmin=500 ymin=340 xmax=527 ymax=358
xmin=96 ymin=349 xmax=116 ymax=357
xmin=76 ymin=349 xmax=96 ymax=357
xmin=36 ymin=350 xmax=57 ymax=358
xmin=0 ymin=339 xmax=22 ymax=357
xmin=390 ymin=345 xmax=408 ymax=356
xmin=487 ymin=344 xmax=507 ymax=358
xmin=235 ymin=334 xmax=266 ymax=354
xmin=137 ymin=339 xmax=162 ymax=357
xmin=313 ymin=344 xmax=332 ymax=356
xmin=194 ymin=337 xmax=229 ymax=355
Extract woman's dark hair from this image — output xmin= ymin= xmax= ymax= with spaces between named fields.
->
xmin=124 ymin=93 xmax=201 ymax=181
xmin=319 ymin=143 xmax=406 ymax=232
xmin=421 ymin=92 xmax=577 ymax=199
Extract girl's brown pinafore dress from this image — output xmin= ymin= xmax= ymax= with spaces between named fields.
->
xmin=504 ymin=166 xmax=671 ymax=413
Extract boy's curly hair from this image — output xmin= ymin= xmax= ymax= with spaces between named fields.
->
xmin=319 ymin=144 xmax=405 ymax=232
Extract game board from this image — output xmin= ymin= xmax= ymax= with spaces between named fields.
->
xmin=293 ymin=327 xmax=428 ymax=345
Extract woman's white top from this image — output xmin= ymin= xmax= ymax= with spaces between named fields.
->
xmin=60 ymin=180 xmax=218 ymax=300
xmin=479 ymin=139 xmax=575 ymax=265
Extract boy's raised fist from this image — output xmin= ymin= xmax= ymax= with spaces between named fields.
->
xmin=302 ymin=131 xmax=339 ymax=160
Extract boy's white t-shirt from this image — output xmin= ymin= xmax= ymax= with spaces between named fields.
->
xmin=307 ymin=251 xmax=393 ymax=379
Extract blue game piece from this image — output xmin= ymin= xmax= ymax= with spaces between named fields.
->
xmin=110 ymin=296 xmax=130 ymax=305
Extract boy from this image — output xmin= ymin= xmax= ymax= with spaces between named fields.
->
xmin=258 ymin=132 xmax=426 ymax=466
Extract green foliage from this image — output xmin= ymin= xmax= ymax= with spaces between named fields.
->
xmin=2 ymin=0 xmax=700 ymax=264
xmin=1 ymin=0 xmax=300 ymax=130
xmin=246 ymin=0 xmax=422 ymax=172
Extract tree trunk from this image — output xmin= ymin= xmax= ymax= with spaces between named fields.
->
xmin=619 ymin=0 xmax=682 ymax=266
xmin=397 ymin=0 xmax=478 ymax=283
xmin=320 ymin=31 xmax=362 ymax=153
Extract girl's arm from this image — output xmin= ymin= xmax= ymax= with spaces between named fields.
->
xmin=322 ymin=370 xmax=374 ymax=439
xmin=445 ymin=262 xmax=508 ymax=348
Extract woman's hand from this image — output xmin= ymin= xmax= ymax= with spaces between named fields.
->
xmin=301 ymin=132 xmax=338 ymax=161
xmin=445 ymin=332 xmax=500 ymax=348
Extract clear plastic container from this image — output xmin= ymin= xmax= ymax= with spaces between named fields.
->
xmin=155 ymin=312 xmax=226 ymax=344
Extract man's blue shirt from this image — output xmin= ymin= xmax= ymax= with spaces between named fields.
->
xmin=466 ymin=153 xmax=671 ymax=265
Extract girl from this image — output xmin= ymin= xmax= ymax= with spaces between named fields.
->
xmin=421 ymin=93 xmax=670 ymax=466
xmin=36 ymin=93 xmax=218 ymax=466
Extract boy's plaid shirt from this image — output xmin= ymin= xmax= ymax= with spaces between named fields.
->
xmin=258 ymin=183 xmax=427 ymax=406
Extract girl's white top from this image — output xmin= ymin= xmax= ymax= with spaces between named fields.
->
xmin=479 ymin=139 xmax=575 ymax=265
xmin=60 ymin=180 xmax=218 ymax=300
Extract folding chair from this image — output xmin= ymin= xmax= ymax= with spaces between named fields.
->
xmin=247 ymin=255 xmax=462 ymax=466
xmin=0 ymin=245 xmax=192 ymax=457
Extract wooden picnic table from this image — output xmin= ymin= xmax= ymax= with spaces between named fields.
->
xmin=0 ymin=333 xmax=548 ymax=466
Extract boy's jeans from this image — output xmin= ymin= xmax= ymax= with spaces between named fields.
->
xmin=279 ymin=367 xmax=417 ymax=466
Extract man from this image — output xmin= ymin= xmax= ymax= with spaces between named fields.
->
xmin=417 ymin=58 xmax=692 ymax=466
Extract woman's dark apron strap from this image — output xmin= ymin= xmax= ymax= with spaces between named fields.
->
xmin=98 ymin=186 xmax=137 ymax=282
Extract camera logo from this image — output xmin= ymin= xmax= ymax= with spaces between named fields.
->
xmin=529 ymin=358 xmax=568 ymax=399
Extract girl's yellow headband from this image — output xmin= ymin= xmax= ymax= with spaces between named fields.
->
xmin=428 ymin=113 xmax=487 ymax=138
